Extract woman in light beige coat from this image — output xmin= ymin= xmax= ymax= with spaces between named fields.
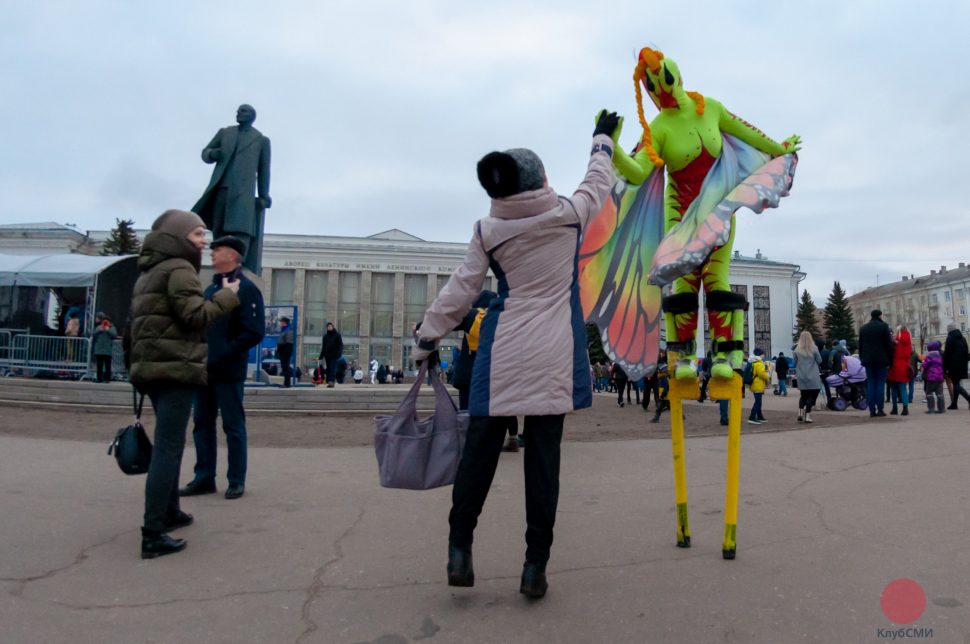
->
xmin=413 ymin=112 xmax=620 ymax=598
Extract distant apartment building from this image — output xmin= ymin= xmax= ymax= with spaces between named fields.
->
xmin=848 ymin=264 xmax=970 ymax=352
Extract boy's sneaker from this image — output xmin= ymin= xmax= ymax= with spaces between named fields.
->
xmin=747 ymin=419 xmax=762 ymax=425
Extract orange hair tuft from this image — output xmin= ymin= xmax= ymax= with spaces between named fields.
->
xmin=638 ymin=47 xmax=664 ymax=73
xmin=633 ymin=73 xmax=664 ymax=169
xmin=686 ymin=91 xmax=705 ymax=115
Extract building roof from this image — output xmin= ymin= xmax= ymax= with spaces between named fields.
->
xmin=367 ymin=229 xmax=425 ymax=242
xmin=0 ymin=222 xmax=81 ymax=232
xmin=849 ymin=264 xmax=970 ymax=300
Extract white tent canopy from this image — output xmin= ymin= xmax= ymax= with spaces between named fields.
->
xmin=0 ymin=253 xmax=135 ymax=287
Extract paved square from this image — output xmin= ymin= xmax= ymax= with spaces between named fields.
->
xmin=1 ymin=396 xmax=968 ymax=643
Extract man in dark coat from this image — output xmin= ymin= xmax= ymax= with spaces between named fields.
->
xmin=318 ymin=322 xmax=344 ymax=388
xmin=943 ymin=324 xmax=970 ymax=409
xmin=192 ymin=104 xmax=271 ymax=274
xmin=180 ymin=236 xmax=265 ymax=500
xmin=774 ymin=352 xmax=790 ymax=396
xmin=858 ymin=309 xmax=893 ymax=417
xmin=277 ymin=316 xmax=294 ymax=388
xmin=611 ymin=363 xmax=629 ymax=407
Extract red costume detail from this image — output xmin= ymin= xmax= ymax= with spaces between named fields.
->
xmin=659 ymin=89 xmax=678 ymax=109
xmin=670 ymin=146 xmax=717 ymax=215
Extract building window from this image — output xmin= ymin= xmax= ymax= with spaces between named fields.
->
xmin=404 ymin=274 xmax=428 ymax=335
xmin=963 ymin=322 xmax=967 ymax=333
xmin=961 ymin=305 xmax=967 ymax=316
xmin=271 ymin=269 xmax=295 ymax=305
xmin=338 ymin=272 xmax=360 ymax=335
xmin=370 ymin=273 xmax=395 ymax=337
xmin=931 ymin=293 xmax=938 ymax=304
xmin=302 ymin=342 xmax=320 ymax=373
xmin=304 ymin=271 xmax=328 ymax=338
xmin=945 ymin=291 xmax=951 ymax=302
xmin=369 ymin=341 xmax=393 ymax=373
xmin=436 ymin=274 xmax=450 ymax=295
xmin=342 ymin=343 xmax=360 ymax=370
xmin=753 ymin=285 xmax=771 ymax=355
xmin=730 ymin=284 xmax=750 ymax=353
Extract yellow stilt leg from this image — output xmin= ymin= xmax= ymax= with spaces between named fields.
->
xmin=666 ymin=354 xmax=699 ymax=548
xmin=709 ymin=373 xmax=743 ymax=560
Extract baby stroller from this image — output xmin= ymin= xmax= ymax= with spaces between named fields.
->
xmin=826 ymin=355 xmax=868 ymax=411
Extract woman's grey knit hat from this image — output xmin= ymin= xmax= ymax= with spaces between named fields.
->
xmin=477 ymin=148 xmax=545 ymax=198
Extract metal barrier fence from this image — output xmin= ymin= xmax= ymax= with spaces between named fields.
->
xmin=0 ymin=329 xmax=28 ymax=373
xmin=0 ymin=334 xmax=91 ymax=378
xmin=0 ymin=328 xmax=127 ymax=381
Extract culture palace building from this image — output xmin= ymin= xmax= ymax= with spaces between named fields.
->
xmin=1 ymin=223 xmax=806 ymax=373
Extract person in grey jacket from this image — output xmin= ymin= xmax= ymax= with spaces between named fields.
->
xmin=412 ymin=111 xmax=620 ymax=599
xmin=91 ymin=312 xmax=117 ymax=383
xmin=793 ymin=331 xmax=822 ymax=423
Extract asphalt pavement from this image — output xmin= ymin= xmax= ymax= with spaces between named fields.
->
xmin=1 ymin=400 xmax=968 ymax=643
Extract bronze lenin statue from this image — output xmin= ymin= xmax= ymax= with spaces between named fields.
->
xmin=192 ymin=104 xmax=271 ymax=274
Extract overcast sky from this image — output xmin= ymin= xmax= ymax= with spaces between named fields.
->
xmin=3 ymin=1 xmax=968 ymax=302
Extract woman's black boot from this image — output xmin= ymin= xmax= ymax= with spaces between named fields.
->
xmin=447 ymin=545 xmax=474 ymax=587
xmin=519 ymin=562 xmax=548 ymax=598
xmin=141 ymin=528 xmax=186 ymax=559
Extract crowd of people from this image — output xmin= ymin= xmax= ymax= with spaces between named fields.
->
xmin=122 ymin=128 xmax=966 ymax=611
xmin=590 ymin=360 xmax=670 ymax=422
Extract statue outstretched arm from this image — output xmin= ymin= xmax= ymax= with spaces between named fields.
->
xmin=715 ymin=99 xmax=801 ymax=156
xmin=612 ymin=143 xmax=660 ymax=185
xmin=201 ymin=130 xmax=223 ymax=164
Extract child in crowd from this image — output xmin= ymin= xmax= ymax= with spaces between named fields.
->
xmin=922 ymin=341 xmax=945 ymax=413
xmin=747 ymin=348 xmax=769 ymax=424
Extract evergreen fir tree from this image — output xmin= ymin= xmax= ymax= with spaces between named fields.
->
xmin=795 ymin=290 xmax=822 ymax=340
xmin=823 ymin=281 xmax=857 ymax=350
xmin=586 ymin=322 xmax=608 ymax=365
xmin=101 ymin=218 xmax=141 ymax=256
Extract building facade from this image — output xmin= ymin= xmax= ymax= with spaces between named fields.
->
xmin=848 ymin=264 xmax=970 ymax=352
xmin=0 ymin=224 xmax=807 ymax=369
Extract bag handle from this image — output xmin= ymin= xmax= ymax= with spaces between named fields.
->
xmin=132 ymin=385 xmax=145 ymax=421
xmin=426 ymin=362 xmax=458 ymax=413
xmin=390 ymin=361 xmax=429 ymax=422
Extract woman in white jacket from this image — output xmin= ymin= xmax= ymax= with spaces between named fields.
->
xmin=412 ymin=112 xmax=620 ymax=598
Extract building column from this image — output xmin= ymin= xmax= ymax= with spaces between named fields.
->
xmin=292 ymin=269 xmax=306 ymax=366
xmin=426 ymin=274 xmax=438 ymax=308
xmin=392 ymin=272 xmax=405 ymax=370
xmin=359 ymin=271 xmax=372 ymax=363
xmin=262 ymin=268 xmax=273 ymax=304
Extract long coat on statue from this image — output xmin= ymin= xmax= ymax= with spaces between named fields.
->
xmin=192 ymin=125 xmax=271 ymax=272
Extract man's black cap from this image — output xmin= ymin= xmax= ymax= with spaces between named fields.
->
xmin=210 ymin=235 xmax=246 ymax=257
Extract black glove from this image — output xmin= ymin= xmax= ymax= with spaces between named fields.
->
xmin=593 ymin=110 xmax=621 ymax=138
